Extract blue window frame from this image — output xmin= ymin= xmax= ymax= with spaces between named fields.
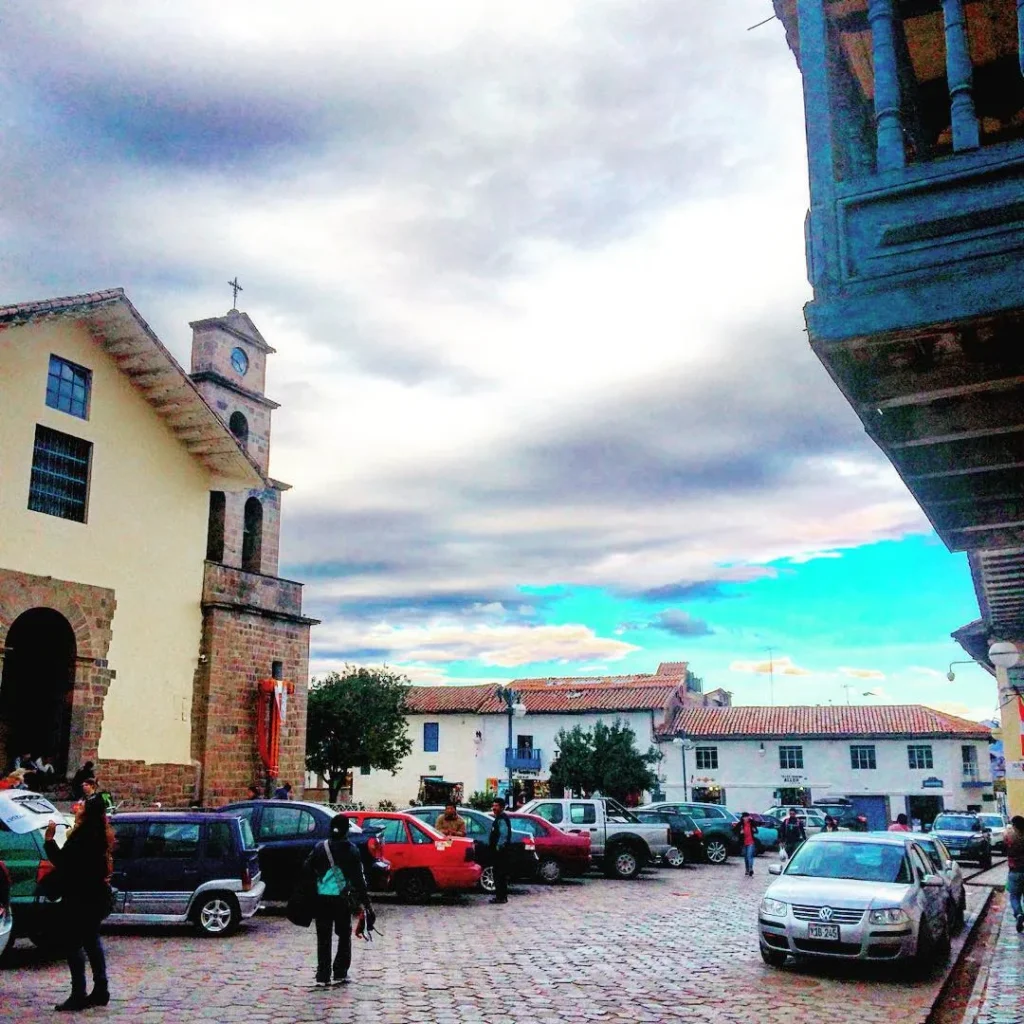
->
xmin=423 ymin=722 xmax=439 ymax=753
xmin=46 ymin=355 xmax=92 ymax=419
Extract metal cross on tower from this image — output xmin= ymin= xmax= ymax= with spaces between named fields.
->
xmin=228 ymin=277 xmax=243 ymax=310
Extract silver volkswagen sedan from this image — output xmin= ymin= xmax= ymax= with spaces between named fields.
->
xmin=758 ymin=832 xmax=951 ymax=969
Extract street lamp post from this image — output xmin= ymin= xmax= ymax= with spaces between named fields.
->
xmin=673 ymin=735 xmax=695 ymax=801
xmin=496 ymin=686 xmax=527 ymax=803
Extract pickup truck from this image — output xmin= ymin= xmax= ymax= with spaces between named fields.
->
xmin=519 ymin=797 xmax=672 ymax=879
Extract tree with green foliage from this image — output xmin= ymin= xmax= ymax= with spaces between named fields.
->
xmin=305 ymin=666 xmax=413 ymax=802
xmin=549 ymin=719 xmax=660 ymax=802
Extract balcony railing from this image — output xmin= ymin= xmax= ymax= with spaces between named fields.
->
xmin=962 ymin=764 xmax=988 ymax=786
xmin=505 ymin=747 xmax=542 ymax=771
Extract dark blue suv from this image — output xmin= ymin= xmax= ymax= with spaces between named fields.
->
xmin=218 ymin=800 xmax=391 ymax=901
xmin=107 ymin=812 xmax=264 ymax=937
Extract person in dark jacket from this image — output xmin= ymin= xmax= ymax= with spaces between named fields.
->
xmin=779 ymin=808 xmax=807 ymax=858
xmin=70 ymin=761 xmax=96 ymax=800
xmin=1005 ymin=814 xmax=1024 ymax=933
xmin=489 ymin=798 xmax=513 ymax=905
xmin=43 ymin=794 xmax=114 ymax=1011
xmin=303 ymin=814 xmax=373 ymax=986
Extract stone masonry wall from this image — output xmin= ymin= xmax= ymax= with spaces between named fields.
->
xmin=193 ymin=605 xmax=310 ymax=806
xmin=95 ymin=759 xmax=200 ymax=807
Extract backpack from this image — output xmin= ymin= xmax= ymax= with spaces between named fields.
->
xmin=316 ymin=841 xmax=348 ymax=897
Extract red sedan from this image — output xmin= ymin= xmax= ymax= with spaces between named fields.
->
xmin=342 ymin=811 xmax=481 ymax=901
xmin=507 ymin=812 xmax=591 ymax=883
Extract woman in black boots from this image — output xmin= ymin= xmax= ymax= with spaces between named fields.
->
xmin=44 ymin=793 xmax=114 ymax=1011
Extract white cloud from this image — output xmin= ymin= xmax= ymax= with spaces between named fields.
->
xmin=838 ymin=667 xmax=887 ymax=681
xmin=729 ymin=656 xmax=814 ymax=677
xmin=925 ymin=701 xmax=997 ymax=723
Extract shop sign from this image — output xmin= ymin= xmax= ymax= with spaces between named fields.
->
xmin=781 ymin=774 xmax=806 ymax=784
xmin=921 ymin=776 xmax=944 ymax=789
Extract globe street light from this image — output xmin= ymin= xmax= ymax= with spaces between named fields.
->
xmin=496 ymin=686 xmax=526 ymax=803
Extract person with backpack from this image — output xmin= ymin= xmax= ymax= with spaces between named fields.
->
xmin=302 ymin=814 xmax=373 ymax=986
xmin=779 ymin=808 xmax=806 ymax=860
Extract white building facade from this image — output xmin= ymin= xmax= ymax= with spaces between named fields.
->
xmin=656 ymin=705 xmax=994 ymax=829
xmin=348 ymin=663 xmax=730 ymax=807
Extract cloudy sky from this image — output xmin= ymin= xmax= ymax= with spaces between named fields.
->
xmin=1 ymin=1 xmax=996 ymax=718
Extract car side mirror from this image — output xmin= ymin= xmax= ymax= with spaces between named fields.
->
xmin=921 ymin=873 xmax=943 ymax=888
xmin=768 ymin=864 xmax=782 ymax=876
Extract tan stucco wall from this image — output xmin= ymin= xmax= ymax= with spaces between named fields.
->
xmin=0 ymin=319 xmax=211 ymax=764
xmin=997 ymin=663 xmax=1024 ymax=818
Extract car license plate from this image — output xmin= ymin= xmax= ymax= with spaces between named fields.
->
xmin=807 ymin=923 xmax=840 ymax=941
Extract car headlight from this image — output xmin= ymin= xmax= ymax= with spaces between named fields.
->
xmin=868 ymin=908 xmax=908 ymax=925
xmin=760 ymin=898 xmax=788 ymax=918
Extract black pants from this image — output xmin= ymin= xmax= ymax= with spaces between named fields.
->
xmin=492 ymin=849 xmax=509 ymax=901
xmin=314 ymin=897 xmax=352 ymax=981
xmin=66 ymin=922 xmax=107 ymax=997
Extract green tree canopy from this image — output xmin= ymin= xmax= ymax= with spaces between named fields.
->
xmin=305 ymin=666 xmax=412 ymax=801
xmin=548 ymin=719 xmax=660 ymax=801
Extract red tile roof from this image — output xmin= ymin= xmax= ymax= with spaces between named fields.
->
xmin=403 ymin=683 xmax=680 ymax=715
xmin=658 ymin=705 xmax=992 ymax=740
xmin=404 ymin=685 xmax=496 ymax=714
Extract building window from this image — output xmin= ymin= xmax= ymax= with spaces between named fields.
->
xmin=206 ymin=491 xmax=225 ymax=561
xmin=229 ymin=411 xmax=248 ymax=445
xmin=694 ymin=746 xmax=718 ymax=770
xmin=46 ymin=355 xmax=91 ymax=419
xmin=242 ymin=496 xmax=263 ymax=573
xmin=779 ymin=745 xmax=804 ymax=770
xmin=423 ymin=722 xmax=439 ymax=753
xmin=359 ymin=766 xmax=371 ymax=776
xmin=850 ymin=744 xmax=877 ymax=770
xmin=908 ymin=744 xmax=933 ymax=770
xmin=28 ymin=425 xmax=91 ymax=523
xmin=962 ymin=744 xmax=980 ymax=780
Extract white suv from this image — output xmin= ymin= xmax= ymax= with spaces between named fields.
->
xmin=765 ymin=807 xmax=827 ymax=835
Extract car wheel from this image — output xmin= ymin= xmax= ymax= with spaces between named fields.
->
xmin=704 ymin=838 xmax=729 ymax=865
xmin=395 ymin=869 xmax=434 ymax=903
xmin=478 ymin=866 xmax=496 ymax=893
xmin=193 ymin=893 xmax=240 ymax=937
xmin=538 ymin=858 xmax=563 ymax=884
xmin=754 ymin=841 xmax=765 ymax=857
xmin=663 ymin=847 xmax=686 ymax=869
xmin=606 ymin=847 xmax=641 ymax=879
xmin=28 ymin=930 xmax=63 ymax=955
xmin=760 ymin=945 xmax=787 ymax=968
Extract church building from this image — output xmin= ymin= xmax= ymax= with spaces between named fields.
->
xmin=0 ymin=288 xmax=315 ymax=805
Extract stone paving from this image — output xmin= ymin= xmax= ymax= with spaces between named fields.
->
xmin=966 ymin=900 xmax=1024 ymax=1024
xmin=1 ymin=858 xmax=992 ymax=1023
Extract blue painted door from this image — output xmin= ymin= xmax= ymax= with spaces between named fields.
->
xmin=849 ymin=796 xmax=888 ymax=831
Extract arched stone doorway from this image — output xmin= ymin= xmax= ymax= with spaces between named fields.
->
xmin=0 ymin=608 xmax=77 ymax=775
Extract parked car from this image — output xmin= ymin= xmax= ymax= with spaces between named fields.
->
xmin=929 ymin=812 xmax=993 ymax=869
xmin=897 ymin=833 xmax=967 ymax=934
xmin=633 ymin=811 xmax=701 ymax=867
xmin=641 ymin=802 xmax=735 ymax=864
xmin=507 ymin=812 xmax=591 ymax=883
xmin=403 ymin=806 xmax=539 ymax=892
xmin=763 ymin=806 xmax=827 ymax=836
xmin=104 ymin=811 xmax=264 ymax=936
xmin=0 ymin=861 xmax=11 ymax=961
xmin=976 ymin=813 xmax=1009 ymax=853
xmin=0 ymin=790 xmax=69 ymax=949
xmin=218 ymin=799 xmax=391 ymax=899
xmin=342 ymin=811 xmax=481 ymax=901
xmin=811 ymin=800 xmax=869 ymax=832
xmin=758 ymin=831 xmax=951 ymax=970
xmin=520 ymin=797 xmax=672 ymax=879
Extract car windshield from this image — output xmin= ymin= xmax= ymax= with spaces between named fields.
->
xmin=786 ymin=842 xmax=911 ymax=884
xmin=933 ymin=816 xmax=976 ymax=832
xmin=239 ymin=819 xmax=257 ymax=850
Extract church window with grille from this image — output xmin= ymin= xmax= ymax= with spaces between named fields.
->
xmin=46 ymin=355 xmax=92 ymax=419
xmin=229 ymin=411 xmax=248 ymax=446
xmin=28 ymin=425 xmax=92 ymax=522
xmin=242 ymin=496 xmax=263 ymax=573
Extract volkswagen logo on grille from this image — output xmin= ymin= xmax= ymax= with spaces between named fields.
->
xmin=818 ymin=906 xmax=834 ymax=921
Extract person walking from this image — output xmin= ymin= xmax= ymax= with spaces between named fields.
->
xmin=43 ymin=794 xmax=114 ymax=1011
xmin=887 ymin=813 xmax=911 ymax=832
xmin=303 ymin=814 xmax=373 ymax=986
xmin=489 ymin=798 xmax=513 ymax=904
xmin=779 ymin=808 xmax=806 ymax=860
xmin=738 ymin=811 xmax=758 ymax=877
xmin=435 ymin=803 xmax=467 ymax=838
xmin=1005 ymin=814 xmax=1024 ymax=934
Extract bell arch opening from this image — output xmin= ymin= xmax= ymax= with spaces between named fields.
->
xmin=0 ymin=608 xmax=77 ymax=776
